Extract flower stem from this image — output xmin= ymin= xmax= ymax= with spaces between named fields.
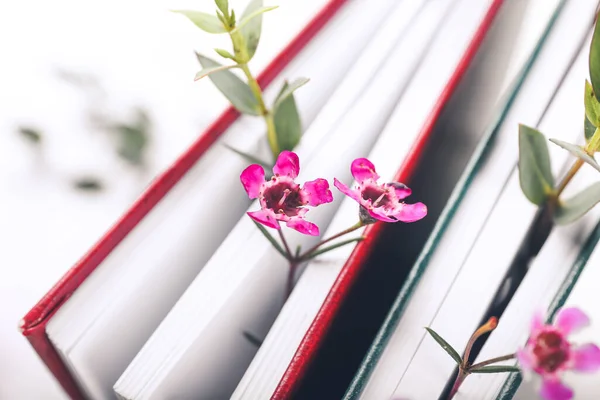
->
xmin=462 ymin=317 xmax=498 ymax=365
xmin=447 ymin=368 xmax=468 ymax=400
xmin=278 ymin=229 xmax=293 ymax=259
xmin=238 ymin=62 xmax=279 ymax=159
xmin=553 ymin=127 xmax=600 ymax=198
xmin=286 ymin=261 xmax=298 ymax=299
xmin=469 ymin=353 xmax=516 ymax=370
xmin=554 ymin=158 xmax=584 ymax=198
xmin=298 ymin=221 xmax=364 ymax=261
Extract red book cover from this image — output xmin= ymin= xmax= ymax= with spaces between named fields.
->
xmin=271 ymin=0 xmax=505 ymax=398
xmin=20 ymin=1 xmax=349 ymax=398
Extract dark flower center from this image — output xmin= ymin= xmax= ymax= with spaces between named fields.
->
xmin=533 ymin=331 xmax=570 ymax=373
xmin=361 ymin=185 xmax=391 ymax=207
xmin=263 ymin=180 xmax=304 ymax=216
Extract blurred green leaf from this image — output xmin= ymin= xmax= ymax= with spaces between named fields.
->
xmin=234 ymin=5 xmax=278 ymax=32
xmin=470 ymin=365 xmax=521 ymax=374
xmin=590 ymin=18 xmax=600 ymax=96
xmin=236 ymin=0 xmax=277 ymax=60
xmin=549 ymin=138 xmax=600 ymax=173
xmin=18 ymin=127 xmax=42 ymax=145
xmin=196 ymin=53 xmax=260 ymax=115
xmin=555 ymin=182 xmax=600 ymax=225
xmin=584 ymin=81 xmax=600 ymax=126
xmin=585 ymin=115 xmax=596 ymax=143
xmin=194 ymin=63 xmax=238 ymax=81
xmin=214 ymin=48 xmax=236 ymax=60
xmin=223 ymin=143 xmax=271 ymax=169
xmin=273 ymin=82 xmax=302 ymax=151
xmin=112 ymin=109 xmax=150 ymax=166
xmin=518 ymin=124 xmax=554 ymax=205
xmin=73 ymin=177 xmax=103 ymax=192
xmin=215 ymin=0 xmax=229 ymax=17
xmin=273 ymin=77 xmax=309 ymax=109
xmin=242 ymin=330 xmax=262 ymax=347
xmin=172 ymin=10 xmax=227 ymax=34
xmin=424 ymin=327 xmax=462 ymax=365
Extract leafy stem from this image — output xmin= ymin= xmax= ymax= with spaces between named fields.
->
xmin=297 ymin=221 xmax=365 ymax=261
xmin=229 ymin=30 xmax=279 ymax=159
xmin=267 ymin=221 xmax=366 ymax=299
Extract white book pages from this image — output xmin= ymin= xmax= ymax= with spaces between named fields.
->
xmin=358 ymin=0 xmax=595 ymax=398
xmin=457 ymin=57 xmax=600 ymax=400
xmin=45 ymin=0 xmax=397 ymax=398
xmin=113 ymin=1 xmax=463 ymax=398
xmin=392 ymin=24 xmax=595 ymax=399
xmin=230 ymin=0 xmax=513 ymax=396
xmin=513 ymin=232 xmax=600 ymax=399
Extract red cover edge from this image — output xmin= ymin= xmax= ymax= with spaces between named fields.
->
xmin=271 ymin=0 xmax=505 ymax=398
xmin=19 ymin=1 xmax=349 ymax=398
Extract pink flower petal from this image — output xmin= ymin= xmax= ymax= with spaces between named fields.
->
xmin=392 ymin=202 xmax=427 ymax=223
xmin=350 ymin=158 xmax=379 ymax=184
xmin=387 ymin=182 xmax=412 ymax=200
xmin=240 ymin=164 xmax=265 ymax=199
xmin=286 ymin=217 xmax=319 ymax=236
xmin=572 ymin=343 xmax=600 ymax=372
xmin=334 ymin=178 xmax=361 ymax=203
xmin=540 ymin=379 xmax=573 ymax=400
xmin=303 ymin=178 xmax=333 ymax=206
xmin=530 ymin=311 xmax=545 ymax=335
xmin=273 ymin=150 xmax=300 ymax=179
xmin=517 ymin=349 xmax=534 ymax=372
xmin=247 ymin=209 xmax=280 ymax=230
xmin=554 ymin=307 xmax=590 ymax=336
xmin=367 ymin=207 xmax=396 ymax=222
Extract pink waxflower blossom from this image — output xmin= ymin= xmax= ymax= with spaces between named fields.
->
xmin=333 ymin=158 xmax=427 ymax=223
xmin=240 ymin=150 xmax=333 ymax=236
xmin=517 ymin=307 xmax=600 ymax=400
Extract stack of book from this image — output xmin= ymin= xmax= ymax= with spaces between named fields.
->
xmin=21 ymin=0 xmax=600 ymax=398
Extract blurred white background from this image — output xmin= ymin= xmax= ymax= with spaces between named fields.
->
xmin=0 ymin=0 xmax=284 ymax=397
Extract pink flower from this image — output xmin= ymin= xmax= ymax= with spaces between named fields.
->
xmin=240 ymin=151 xmax=333 ymax=236
xmin=333 ymin=158 xmax=427 ymax=223
xmin=517 ymin=307 xmax=600 ymax=400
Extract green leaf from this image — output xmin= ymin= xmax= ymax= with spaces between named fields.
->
xmin=470 ymin=365 xmax=521 ymax=374
xmin=214 ymin=48 xmax=236 ymax=60
xmin=252 ymin=221 xmax=287 ymax=258
xmin=584 ymin=81 xmax=600 ymax=126
xmin=234 ymin=5 xmax=278 ymax=32
xmin=555 ymin=182 xmax=600 ymax=225
xmin=273 ymin=77 xmax=310 ymax=109
xmin=518 ymin=124 xmax=555 ymax=205
xmin=172 ymin=10 xmax=227 ymax=34
xmin=424 ymin=327 xmax=462 ymax=365
xmin=214 ymin=0 xmax=229 ymax=17
xmin=196 ymin=53 xmax=260 ymax=115
xmin=236 ymin=0 xmax=277 ymax=60
xmin=194 ymin=63 xmax=238 ymax=81
xmin=273 ymin=82 xmax=302 ymax=151
xmin=549 ymin=138 xmax=600 ymax=173
xmin=590 ymin=17 xmax=600 ymax=96
xmin=585 ymin=115 xmax=596 ymax=143
xmin=223 ymin=143 xmax=272 ymax=170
